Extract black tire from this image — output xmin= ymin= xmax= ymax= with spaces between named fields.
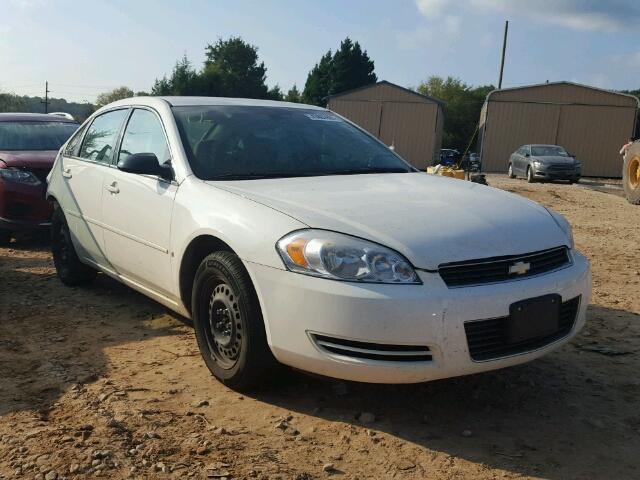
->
xmin=0 ymin=230 xmax=11 ymax=246
xmin=623 ymin=145 xmax=640 ymax=205
xmin=51 ymin=205 xmax=97 ymax=286
xmin=192 ymin=251 xmax=278 ymax=391
xmin=507 ymin=163 xmax=515 ymax=179
xmin=526 ymin=166 xmax=535 ymax=183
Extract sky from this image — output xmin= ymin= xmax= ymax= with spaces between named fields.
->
xmin=1 ymin=0 xmax=640 ymax=103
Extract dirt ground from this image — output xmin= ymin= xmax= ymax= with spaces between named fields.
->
xmin=1 ymin=175 xmax=639 ymax=480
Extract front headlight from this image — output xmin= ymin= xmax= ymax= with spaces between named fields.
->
xmin=546 ymin=208 xmax=574 ymax=249
xmin=0 ymin=167 xmax=42 ymax=185
xmin=276 ymin=229 xmax=421 ymax=284
xmin=532 ymin=160 xmax=542 ymax=168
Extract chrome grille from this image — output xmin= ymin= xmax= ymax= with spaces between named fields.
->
xmin=438 ymin=247 xmax=570 ymax=287
xmin=311 ymin=334 xmax=432 ymax=362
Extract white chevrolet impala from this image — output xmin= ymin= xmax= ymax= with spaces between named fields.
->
xmin=47 ymin=97 xmax=591 ymax=390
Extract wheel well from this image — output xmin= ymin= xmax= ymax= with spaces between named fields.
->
xmin=179 ymin=235 xmax=235 ymax=315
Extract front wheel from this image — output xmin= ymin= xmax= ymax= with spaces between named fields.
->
xmin=507 ymin=163 xmax=515 ymax=179
xmin=192 ymin=251 xmax=278 ymax=391
xmin=51 ymin=205 xmax=97 ymax=286
xmin=527 ymin=166 xmax=535 ymax=183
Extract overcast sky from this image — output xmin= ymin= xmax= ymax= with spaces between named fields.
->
xmin=1 ymin=0 xmax=639 ymax=103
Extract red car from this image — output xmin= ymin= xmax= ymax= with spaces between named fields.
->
xmin=0 ymin=113 xmax=79 ymax=244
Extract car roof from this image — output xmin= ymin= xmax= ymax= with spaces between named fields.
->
xmin=103 ymin=96 xmax=325 ymax=111
xmin=0 ymin=112 xmax=78 ymax=123
xmin=528 ymin=144 xmax=564 ymax=148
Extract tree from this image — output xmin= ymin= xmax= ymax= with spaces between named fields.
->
xmin=151 ymin=55 xmax=199 ymax=96
xmin=95 ymin=86 xmax=134 ymax=108
xmin=266 ymin=85 xmax=283 ymax=101
xmin=330 ymin=38 xmax=376 ymax=95
xmin=417 ymin=76 xmax=493 ymax=151
xmin=302 ymin=51 xmax=333 ymax=106
xmin=284 ymin=85 xmax=301 ymax=103
xmin=152 ymin=38 xmax=275 ymax=100
xmin=203 ymin=37 xmax=269 ymax=98
xmin=0 ymin=92 xmax=26 ymax=112
xmin=302 ymin=38 xmax=377 ymax=106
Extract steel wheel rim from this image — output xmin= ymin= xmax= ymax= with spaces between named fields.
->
xmin=629 ymin=156 xmax=640 ymax=189
xmin=508 ymin=164 xmax=512 ymax=176
xmin=206 ymin=283 xmax=242 ymax=369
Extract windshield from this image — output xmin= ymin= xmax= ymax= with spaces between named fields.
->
xmin=172 ymin=106 xmax=413 ymax=180
xmin=531 ymin=146 xmax=569 ymax=157
xmin=0 ymin=121 xmax=79 ymax=151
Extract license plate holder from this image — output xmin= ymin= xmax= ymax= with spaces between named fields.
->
xmin=506 ymin=294 xmax=561 ymax=344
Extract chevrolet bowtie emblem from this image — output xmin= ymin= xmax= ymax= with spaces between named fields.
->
xmin=509 ymin=261 xmax=531 ymax=275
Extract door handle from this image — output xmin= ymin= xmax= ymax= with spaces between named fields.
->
xmin=106 ymin=182 xmax=119 ymax=194
xmin=62 ymin=168 xmax=72 ymax=178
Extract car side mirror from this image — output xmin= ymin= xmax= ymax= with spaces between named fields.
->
xmin=117 ymin=153 xmax=173 ymax=181
xmin=525 ymin=153 xmax=530 ymax=157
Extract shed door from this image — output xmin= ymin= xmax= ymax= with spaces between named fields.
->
xmin=379 ymin=102 xmax=437 ymax=170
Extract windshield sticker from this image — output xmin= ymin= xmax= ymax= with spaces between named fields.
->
xmin=304 ymin=112 xmax=342 ymax=122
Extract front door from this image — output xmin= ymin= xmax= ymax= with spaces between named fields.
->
xmin=101 ymin=108 xmax=177 ymax=298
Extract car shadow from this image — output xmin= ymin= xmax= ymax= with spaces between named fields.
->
xmin=252 ymin=304 xmax=640 ymax=479
xmin=0 ymin=244 xmax=188 ymax=418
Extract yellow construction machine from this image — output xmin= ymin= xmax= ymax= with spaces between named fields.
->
xmin=623 ymin=142 xmax=640 ymax=204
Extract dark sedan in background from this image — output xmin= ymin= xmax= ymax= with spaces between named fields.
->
xmin=0 ymin=113 xmax=78 ymax=244
xmin=508 ymin=144 xmax=581 ymax=183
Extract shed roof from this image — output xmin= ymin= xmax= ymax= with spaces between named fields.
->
xmin=486 ymin=81 xmax=638 ymax=108
xmin=327 ymin=80 xmax=445 ymax=105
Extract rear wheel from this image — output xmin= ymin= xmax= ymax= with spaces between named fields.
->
xmin=623 ymin=146 xmax=640 ymax=205
xmin=507 ymin=163 xmax=515 ymax=179
xmin=192 ymin=251 xmax=278 ymax=391
xmin=526 ymin=166 xmax=535 ymax=183
xmin=51 ymin=205 xmax=97 ymax=286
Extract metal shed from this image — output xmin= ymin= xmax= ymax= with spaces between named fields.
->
xmin=478 ymin=81 xmax=638 ymax=177
xmin=327 ymin=81 xmax=444 ymax=169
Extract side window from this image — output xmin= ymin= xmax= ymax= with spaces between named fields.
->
xmin=63 ymin=124 xmax=87 ymax=157
xmin=118 ymin=109 xmax=170 ymax=166
xmin=78 ymin=109 xmax=128 ymax=164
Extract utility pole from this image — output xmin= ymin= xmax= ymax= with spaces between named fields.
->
xmin=41 ymin=81 xmax=50 ymax=113
xmin=498 ymin=20 xmax=509 ymax=89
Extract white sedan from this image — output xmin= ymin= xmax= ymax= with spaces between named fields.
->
xmin=47 ymin=97 xmax=591 ymax=390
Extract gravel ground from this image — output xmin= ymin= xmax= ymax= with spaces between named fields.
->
xmin=1 ymin=175 xmax=639 ymax=480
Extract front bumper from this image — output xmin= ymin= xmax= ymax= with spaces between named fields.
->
xmin=0 ymin=179 xmax=52 ymax=231
xmin=246 ymin=251 xmax=591 ymax=383
xmin=532 ymin=165 xmax=581 ymax=180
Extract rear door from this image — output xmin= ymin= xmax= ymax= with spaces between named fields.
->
xmin=58 ymin=109 xmax=129 ymax=271
xmin=101 ymin=108 xmax=177 ymax=298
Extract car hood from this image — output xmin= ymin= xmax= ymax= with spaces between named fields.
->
xmin=0 ymin=150 xmax=58 ymax=169
xmin=209 ymin=173 xmax=569 ymax=270
xmin=533 ymin=155 xmax=576 ymax=165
